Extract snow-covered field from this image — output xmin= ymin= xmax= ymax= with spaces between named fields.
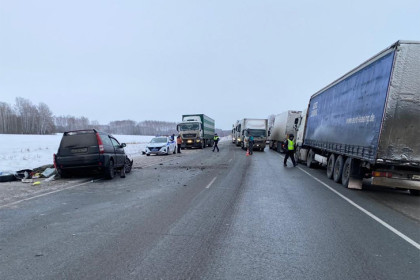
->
xmin=0 ymin=134 xmax=154 ymax=173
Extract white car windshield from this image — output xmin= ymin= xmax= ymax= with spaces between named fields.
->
xmin=150 ymin=138 xmax=167 ymax=143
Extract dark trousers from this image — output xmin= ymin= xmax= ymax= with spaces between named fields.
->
xmin=249 ymin=142 xmax=254 ymax=154
xmin=213 ymin=142 xmax=219 ymax=152
xmin=177 ymin=144 xmax=181 ymax=153
xmin=284 ymin=150 xmax=296 ymax=166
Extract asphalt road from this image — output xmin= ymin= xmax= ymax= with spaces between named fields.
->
xmin=1 ymin=142 xmax=419 ymax=279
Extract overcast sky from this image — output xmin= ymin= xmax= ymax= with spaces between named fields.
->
xmin=1 ymin=0 xmax=419 ymax=130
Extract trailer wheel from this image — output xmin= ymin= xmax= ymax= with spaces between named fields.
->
xmin=326 ymin=154 xmax=335 ymax=179
xmin=333 ymin=155 xmax=344 ymax=183
xmin=306 ymin=149 xmax=315 ymax=168
xmin=341 ymin=157 xmax=352 ymax=187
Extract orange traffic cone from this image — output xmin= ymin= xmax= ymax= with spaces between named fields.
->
xmin=246 ymin=149 xmax=250 ymax=156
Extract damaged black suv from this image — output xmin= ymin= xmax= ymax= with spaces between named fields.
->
xmin=54 ymin=129 xmax=132 ymax=179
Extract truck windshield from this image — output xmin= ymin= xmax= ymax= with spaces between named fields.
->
xmin=249 ymin=129 xmax=266 ymax=138
xmin=178 ymin=123 xmax=199 ymax=131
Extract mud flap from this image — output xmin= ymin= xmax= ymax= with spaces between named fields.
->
xmin=348 ymin=178 xmax=363 ymax=190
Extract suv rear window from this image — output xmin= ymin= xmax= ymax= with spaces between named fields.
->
xmin=60 ymin=133 xmax=98 ymax=148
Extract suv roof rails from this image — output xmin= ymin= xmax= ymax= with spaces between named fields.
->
xmin=64 ymin=129 xmax=98 ymax=136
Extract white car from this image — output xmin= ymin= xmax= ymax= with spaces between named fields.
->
xmin=145 ymin=136 xmax=177 ymax=156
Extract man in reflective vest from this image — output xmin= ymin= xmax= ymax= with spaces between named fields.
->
xmin=284 ymin=134 xmax=297 ymax=167
xmin=213 ymin=133 xmax=220 ymax=152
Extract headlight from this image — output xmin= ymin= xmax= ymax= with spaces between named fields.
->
xmin=187 ymin=140 xmax=193 ymax=143
xmin=196 ymin=140 xmax=201 ymax=142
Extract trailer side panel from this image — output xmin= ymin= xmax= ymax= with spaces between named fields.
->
xmin=304 ymin=51 xmax=395 ymax=162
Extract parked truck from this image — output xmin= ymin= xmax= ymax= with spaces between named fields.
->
xmin=294 ymin=40 xmax=420 ymax=195
xmin=177 ymin=114 xmax=215 ymax=149
xmin=234 ymin=120 xmax=243 ymax=147
xmin=239 ymin=118 xmax=268 ymax=151
xmin=232 ymin=120 xmax=240 ymax=144
xmin=268 ymin=110 xmax=302 ymax=152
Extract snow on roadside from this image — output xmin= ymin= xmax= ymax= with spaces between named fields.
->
xmin=0 ymin=134 xmax=154 ymax=173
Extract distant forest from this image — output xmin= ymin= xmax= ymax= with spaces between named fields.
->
xmin=0 ymin=97 xmax=229 ymax=136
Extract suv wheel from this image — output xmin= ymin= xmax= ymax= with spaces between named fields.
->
xmin=105 ymin=160 xmax=115 ymax=179
xmin=124 ymin=158 xmax=133 ymax=173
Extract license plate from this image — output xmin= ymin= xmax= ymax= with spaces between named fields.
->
xmin=413 ymin=175 xmax=420 ymax=180
xmin=152 ymin=148 xmax=159 ymax=152
xmin=71 ymin=148 xmax=87 ymax=153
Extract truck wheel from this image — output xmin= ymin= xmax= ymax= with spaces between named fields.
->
xmin=326 ymin=154 xmax=335 ymax=179
xmin=294 ymin=148 xmax=300 ymax=163
xmin=306 ymin=149 xmax=315 ymax=168
xmin=105 ymin=160 xmax=115 ymax=179
xmin=333 ymin=155 xmax=344 ymax=183
xmin=241 ymin=142 xmax=245 ymax=150
xmin=341 ymin=157 xmax=352 ymax=187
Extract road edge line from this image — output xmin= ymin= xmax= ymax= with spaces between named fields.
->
xmin=298 ymin=166 xmax=420 ymax=250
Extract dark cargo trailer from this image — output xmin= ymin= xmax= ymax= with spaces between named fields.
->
xmin=295 ymin=41 xmax=420 ymax=194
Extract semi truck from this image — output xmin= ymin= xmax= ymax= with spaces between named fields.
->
xmin=239 ymin=118 xmax=268 ymax=151
xmin=177 ymin=114 xmax=215 ymax=149
xmin=232 ymin=120 xmax=240 ymax=144
xmin=294 ymin=40 xmax=420 ymax=195
xmin=268 ymin=110 xmax=302 ymax=152
xmin=234 ymin=120 xmax=243 ymax=147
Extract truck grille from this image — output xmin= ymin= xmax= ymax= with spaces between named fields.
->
xmin=183 ymin=134 xmax=196 ymax=138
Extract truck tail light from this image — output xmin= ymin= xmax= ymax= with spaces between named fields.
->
xmin=53 ymin=153 xmax=57 ymax=169
xmin=372 ymin=171 xmax=392 ymax=178
xmin=96 ymin=132 xmax=104 ymax=154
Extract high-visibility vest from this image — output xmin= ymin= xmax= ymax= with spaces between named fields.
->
xmin=214 ymin=136 xmax=219 ymax=141
xmin=287 ymin=139 xmax=295 ymax=150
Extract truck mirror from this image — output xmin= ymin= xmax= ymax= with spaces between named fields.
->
xmin=294 ymin=118 xmax=299 ymax=125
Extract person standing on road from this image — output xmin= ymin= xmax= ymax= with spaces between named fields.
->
xmin=284 ymin=134 xmax=297 ymax=167
xmin=213 ymin=133 xmax=220 ymax=152
xmin=177 ymin=135 xmax=182 ymax=154
xmin=248 ymin=132 xmax=254 ymax=155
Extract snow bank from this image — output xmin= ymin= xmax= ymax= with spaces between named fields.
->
xmin=0 ymin=134 xmax=154 ymax=172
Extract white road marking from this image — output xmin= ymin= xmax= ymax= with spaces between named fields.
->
xmin=298 ymin=166 xmax=420 ymax=250
xmin=228 ymin=158 xmax=233 ymax=163
xmin=0 ymin=179 xmax=102 ymax=209
xmin=205 ymin=177 xmax=217 ymax=189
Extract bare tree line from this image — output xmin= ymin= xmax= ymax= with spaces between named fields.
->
xmin=0 ymin=98 xmax=55 ymax=134
xmin=0 ymin=97 xmax=180 ymax=135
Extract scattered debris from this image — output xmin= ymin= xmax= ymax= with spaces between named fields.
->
xmin=21 ymin=179 xmax=34 ymax=183
xmin=45 ymin=175 xmax=56 ymax=182
xmin=41 ymin=168 xmax=56 ymax=178
xmin=15 ymin=169 xmax=32 ymax=180
xmin=0 ymin=172 xmax=16 ymax=182
xmin=32 ymin=181 xmax=41 ymax=186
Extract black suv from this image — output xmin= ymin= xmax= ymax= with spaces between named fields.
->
xmin=54 ymin=129 xmax=132 ymax=179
